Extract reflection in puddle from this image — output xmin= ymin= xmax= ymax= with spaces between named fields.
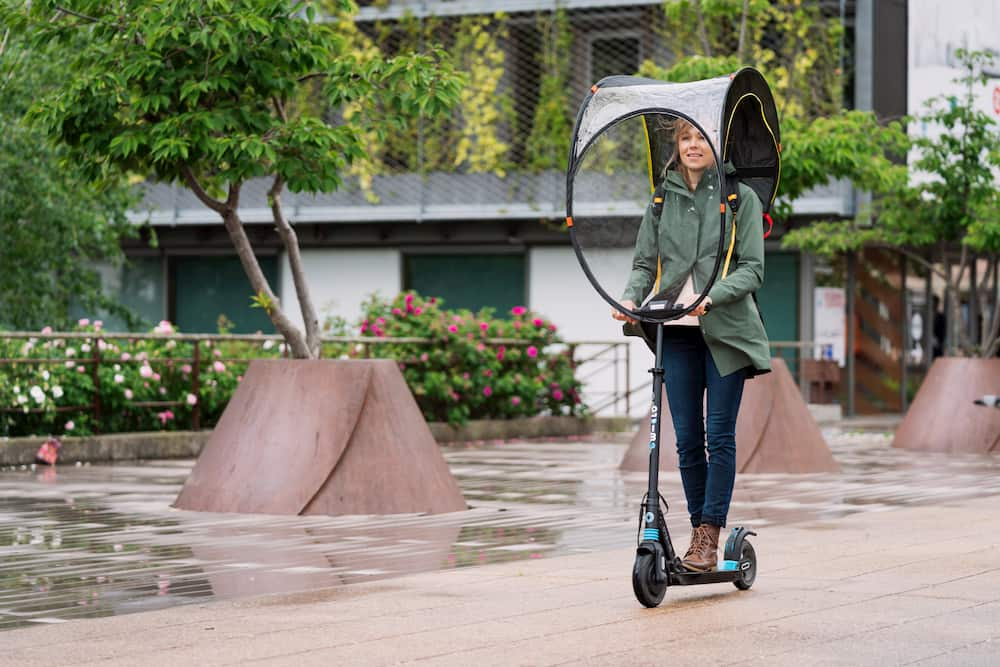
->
xmin=3 ymin=430 xmax=1000 ymax=630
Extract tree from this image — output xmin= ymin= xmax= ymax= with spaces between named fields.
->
xmin=2 ymin=0 xmax=464 ymax=357
xmin=0 ymin=30 xmax=139 ymax=330
xmin=783 ymin=50 xmax=1000 ymax=358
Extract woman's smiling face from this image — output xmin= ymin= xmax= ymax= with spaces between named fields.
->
xmin=676 ymin=123 xmax=715 ymax=172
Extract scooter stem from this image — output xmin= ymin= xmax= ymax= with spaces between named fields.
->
xmin=645 ymin=323 xmax=665 ymax=524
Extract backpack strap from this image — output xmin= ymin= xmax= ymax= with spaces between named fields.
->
xmin=722 ymin=173 xmax=765 ymax=327
xmin=721 ymin=175 xmax=740 ymax=278
xmin=650 ymin=182 xmax=666 ymax=218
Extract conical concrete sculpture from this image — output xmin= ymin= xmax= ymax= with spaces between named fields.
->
xmin=175 ymin=359 xmax=467 ymax=515
xmin=892 ymin=358 xmax=1000 ymax=454
xmin=621 ymin=358 xmax=839 ymax=474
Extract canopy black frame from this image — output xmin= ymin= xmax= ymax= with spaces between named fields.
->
xmin=565 ymin=67 xmax=781 ymax=323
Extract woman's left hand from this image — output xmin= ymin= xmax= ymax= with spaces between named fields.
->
xmin=692 ymin=297 xmax=712 ymax=317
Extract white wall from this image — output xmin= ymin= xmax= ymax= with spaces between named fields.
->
xmin=529 ymin=246 xmax=651 ymax=417
xmin=279 ymin=244 xmax=647 ymax=416
xmin=279 ymin=248 xmax=401 ymax=331
xmin=908 ymin=1 xmax=1000 ymax=145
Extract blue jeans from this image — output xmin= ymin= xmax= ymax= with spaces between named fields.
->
xmin=660 ymin=327 xmax=745 ymax=528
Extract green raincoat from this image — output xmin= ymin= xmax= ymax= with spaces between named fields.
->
xmin=622 ymin=167 xmax=771 ymax=378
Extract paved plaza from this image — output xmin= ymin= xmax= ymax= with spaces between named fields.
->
xmin=2 ymin=427 xmax=1000 ymax=664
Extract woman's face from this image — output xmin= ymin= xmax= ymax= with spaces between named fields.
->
xmin=676 ymin=124 xmax=715 ymax=172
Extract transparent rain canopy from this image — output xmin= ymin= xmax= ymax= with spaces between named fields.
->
xmin=570 ymin=113 xmax=723 ymax=322
xmin=566 ymin=69 xmax=780 ymax=323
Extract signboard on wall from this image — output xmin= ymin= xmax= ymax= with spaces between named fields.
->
xmin=814 ymin=287 xmax=846 ymax=367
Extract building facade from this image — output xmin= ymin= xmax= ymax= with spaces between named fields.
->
xmin=108 ymin=0 xmax=899 ymax=414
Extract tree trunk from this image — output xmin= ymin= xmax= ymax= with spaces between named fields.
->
xmin=737 ymin=0 xmax=749 ymax=63
xmin=954 ymin=244 xmax=971 ymax=352
xmin=982 ymin=256 xmax=1000 ymax=358
xmin=221 ymin=210 xmax=312 ymax=358
xmin=946 ymin=282 xmax=963 ymax=357
xmin=269 ymin=176 xmax=321 ymax=358
xmin=693 ymin=1 xmax=713 ymax=56
xmin=181 ymin=168 xmax=313 ymax=358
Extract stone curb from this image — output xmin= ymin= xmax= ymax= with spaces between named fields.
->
xmin=0 ymin=416 xmax=632 ymax=466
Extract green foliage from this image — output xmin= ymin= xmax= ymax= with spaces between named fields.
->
xmin=783 ymin=50 xmax=1000 ymax=357
xmin=657 ymin=0 xmax=843 ymax=120
xmin=785 ymin=51 xmax=1000 ymax=257
xmin=775 ymin=113 xmax=909 ymax=222
xmin=525 ymin=9 xmax=573 ymax=172
xmin=639 ymin=54 xmax=738 ymax=83
xmin=0 ymin=32 xmax=139 ymax=330
xmin=2 ymin=0 xmax=464 ymax=196
xmin=641 ymin=8 xmax=907 ymax=225
xmin=356 ymin=292 xmax=585 ymax=425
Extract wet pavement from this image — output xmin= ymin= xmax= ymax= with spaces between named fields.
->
xmin=3 ymin=428 xmax=1000 ymax=631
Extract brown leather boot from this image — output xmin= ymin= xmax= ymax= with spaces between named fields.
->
xmin=682 ymin=526 xmax=703 ymax=565
xmin=682 ymin=524 xmax=720 ymax=572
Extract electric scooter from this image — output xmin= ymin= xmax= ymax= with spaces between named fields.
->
xmin=562 ymin=70 xmax=780 ymax=608
xmin=630 ymin=304 xmax=757 ymax=608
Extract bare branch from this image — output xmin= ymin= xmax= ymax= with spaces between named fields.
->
xmin=218 ymin=206 xmax=312 ymax=358
xmin=272 ymin=96 xmax=288 ymax=123
xmin=737 ymin=0 xmax=749 ymax=62
xmin=693 ymin=1 xmax=712 ymax=57
xmin=871 ymin=244 xmax=949 ymax=281
xmin=0 ymin=29 xmax=9 ymax=59
xmin=297 ymin=72 xmax=328 ymax=83
xmin=180 ymin=165 xmax=227 ymax=214
xmin=55 ymin=5 xmax=101 ymax=23
xmin=269 ymin=175 xmax=321 ymax=357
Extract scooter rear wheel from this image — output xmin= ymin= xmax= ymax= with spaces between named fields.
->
xmin=632 ymin=552 xmax=667 ymax=607
xmin=733 ymin=540 xmax=757 ymax=590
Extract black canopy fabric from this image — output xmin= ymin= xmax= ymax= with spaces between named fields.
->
xmin=568 ymin=68 xmax=780 ymax=214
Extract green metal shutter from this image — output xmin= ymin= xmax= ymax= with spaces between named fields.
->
xmin=757 ymin=251 xmax=799 ymax=356
xmin=404 ymin=254 xmax=526 ymax=314
xmin=173 ymin=256 xmax=279 ymax=334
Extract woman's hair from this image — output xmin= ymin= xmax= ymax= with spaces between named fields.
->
xmin=661 ymin=117 xmax=705 ymax=182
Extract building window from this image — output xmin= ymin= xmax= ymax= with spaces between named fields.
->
xmin=171 ymin=256 xmax=279 ymax=334
xmin=589 ymin=34 xmax=641 ymax=82
xmin=403 ymin=253 xmax=526 ymax=314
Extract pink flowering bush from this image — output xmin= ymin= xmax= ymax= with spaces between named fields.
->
xmin=356 ymin=292 xmax=584 ymax=425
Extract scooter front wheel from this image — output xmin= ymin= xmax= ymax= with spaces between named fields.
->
xmin=733 ymin=540 xmax=757 ymax=590
xmin=632 ymin=552 xmax=667 ymax=607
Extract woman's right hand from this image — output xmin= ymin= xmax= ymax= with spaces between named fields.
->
xmin=612 ymin=300 xmax=637 ymax=324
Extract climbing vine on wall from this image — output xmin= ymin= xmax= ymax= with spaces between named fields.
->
xmin=453 ymin=14 xmax=512 ymax=176
xmin=656 ymin=0 xmax=844 ymax=121
xmin=525 ymin=8 xmax=573 ymax=172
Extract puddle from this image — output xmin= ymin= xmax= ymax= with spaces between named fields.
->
xmin=3 ymin=431 xmax=1000 ymax=629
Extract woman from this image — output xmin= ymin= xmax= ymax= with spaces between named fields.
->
xmin=612 ymin=118 xmax=770 ymax=572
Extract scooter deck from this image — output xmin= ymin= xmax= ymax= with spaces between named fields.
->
xmin=669 ymin=568 xmax=740 ymax=586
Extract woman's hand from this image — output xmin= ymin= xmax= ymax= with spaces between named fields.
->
xmin=613 ymin=300 xmax=638 ymax=324
xmin=692 ymin=296 xmax=712 ymax=317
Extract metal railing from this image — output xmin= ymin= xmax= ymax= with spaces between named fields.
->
xmin=1 ymin=331 xmax=833 ymax=433
xmin=615 ymin=340 xmax=835 ymax=413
